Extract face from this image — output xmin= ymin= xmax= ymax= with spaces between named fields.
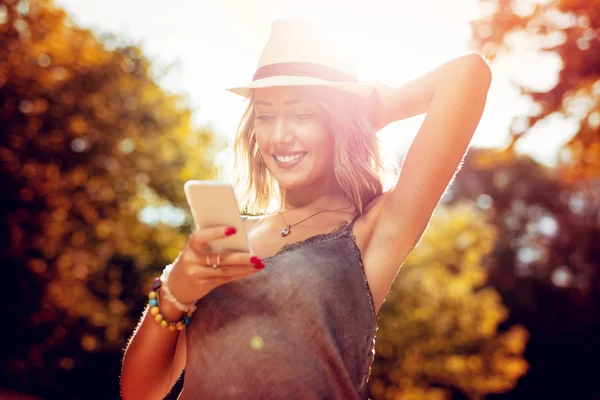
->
xmin=253 ymin=87 xmax=334 ymax=190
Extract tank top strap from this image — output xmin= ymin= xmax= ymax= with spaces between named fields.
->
xmin=348 ymin=211 xmax=361 ymax=229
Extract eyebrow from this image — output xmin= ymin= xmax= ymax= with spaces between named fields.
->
xmin=254 ymin=99 xmax=308 ymax=107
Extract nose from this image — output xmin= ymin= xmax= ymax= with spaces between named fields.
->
xmin=271 ymin=116 xmax=294 ymax=144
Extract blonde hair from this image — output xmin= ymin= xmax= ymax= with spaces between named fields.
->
xmin=229 ymin=86 xmax=387 ymax=216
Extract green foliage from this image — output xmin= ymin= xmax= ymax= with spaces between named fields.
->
xmin=0 ymin=0 xmax=213 ymax=386
xmin=370 ymin=202 xmax=528 ymax=400
xmin=469 ymin=0 xmax=600 ymax=180
xmin=434 ymin=148 xmax=600 ymax=400
xmin=0 ymin=1 xmax=542 ymax=399
xmin=449 ymin=148 xmax=600 ymax=335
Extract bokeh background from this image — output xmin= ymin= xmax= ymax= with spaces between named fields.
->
xmin=1 ymin=0 xmax=599 ymax=399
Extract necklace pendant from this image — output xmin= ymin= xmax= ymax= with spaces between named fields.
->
xmin=281 ymin=226 xmax=291 ymax=237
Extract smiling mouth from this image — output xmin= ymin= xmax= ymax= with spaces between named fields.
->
xmin=273 ymin=152 xmax=307 ymax=163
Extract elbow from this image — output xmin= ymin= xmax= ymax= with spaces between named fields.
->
xmin=445 ymin=53 xmax=492 ymax=94
xmin=120 ymin=384 xmax=154 ymax=400
xmin=465 ymin=53 xmax=492 ymax=88
xmin=120 ymin=370 xmax=152 ymax=400
xmin=120 ymin=382 xmax=133 ymax=400
xmin=120 ymin=375 xmax=139 ymax=400
xmin=121 ymin=372 xmax=166 ymax=400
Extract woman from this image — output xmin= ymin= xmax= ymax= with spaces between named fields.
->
xmin=121 ymin=18 xmax=491 ymax=400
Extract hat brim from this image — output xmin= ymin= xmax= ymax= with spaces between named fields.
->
xmin=227 ymin=75 xmax=376 ymax=98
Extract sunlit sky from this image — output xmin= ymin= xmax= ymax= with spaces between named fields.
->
xmin=55 ymin=0 xmax=578 ymax=173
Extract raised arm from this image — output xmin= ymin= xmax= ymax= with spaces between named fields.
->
xmin=363 ymin=54 xmax=492 ymax=307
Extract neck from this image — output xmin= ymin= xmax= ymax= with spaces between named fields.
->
xmin=279 ymin=179 xmax=352 ymax=212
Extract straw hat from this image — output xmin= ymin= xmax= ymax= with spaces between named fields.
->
xmin=227 ymin=18 xmax=377 ymax=98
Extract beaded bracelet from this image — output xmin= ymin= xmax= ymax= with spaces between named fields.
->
xmin=148 ymin=278 xmax=193 ymax=332
xmin=160 ymin=263 xmax=198 ymax=313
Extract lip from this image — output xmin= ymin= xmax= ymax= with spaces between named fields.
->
xmin=273 ymin=151 xmax=306 ymax=156
xmin=272 ymin=152 xmax=307 ymax=169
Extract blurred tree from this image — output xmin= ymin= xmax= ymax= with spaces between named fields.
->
xmin=446 ymin=148 xmax=600 ymax=400
xmin=468 ymin=1 xmax=600 ymax=395
xmin=0 ymin=0 xmax=214 ymax=396
xmin=449 ymin=148 xmax=600 ymax=330
xmin=369 ymin=202 xmax=529 ymax=400
xmin=469 ymin=0 xmax=600 ymax=181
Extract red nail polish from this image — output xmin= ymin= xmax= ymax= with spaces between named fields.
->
xmin=250 ymin=256 xmax=264 ymax=270
xmin=253 ymin=262 xmax=265 ymax=270
xmin=225 ymin=227 xmax=236 ymax=236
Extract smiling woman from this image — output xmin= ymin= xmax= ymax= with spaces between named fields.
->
xmin=232 ymin=85 xmax=383 ymax=215
xmin=121 ymin=17 xmax=491 ymax=400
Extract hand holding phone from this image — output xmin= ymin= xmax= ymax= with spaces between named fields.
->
xmin=183 ymin=180 xmax=253 ymax=254
xmin=166 ymin=224 xmax=264 ymax=306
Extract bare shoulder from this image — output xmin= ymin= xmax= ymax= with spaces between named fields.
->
xmin=352 ymin=191 xmax=392 ymax=248
xmin=356 ymin=191 xmax=392 ymax=230
xmin=352 ymin=191 xmax=398 ymax=314
xmin=241 ymin=214 xmax=262 ymax=232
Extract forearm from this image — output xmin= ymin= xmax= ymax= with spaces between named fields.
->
xmin=381 ymin=53 xmax=487 ymax=125
xmin=120 ymin=291 xmax=184 ymax=400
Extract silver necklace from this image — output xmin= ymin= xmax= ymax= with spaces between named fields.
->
xmin=277 ymin=202 xmax=354 ymax=237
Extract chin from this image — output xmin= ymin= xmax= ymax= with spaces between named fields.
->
xmin=274 ymin=176 xmax=311 ymax=190
xmin=267 ymin=158 xmax=329 ymax=190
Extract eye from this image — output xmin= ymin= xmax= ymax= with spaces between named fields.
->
xmin=295 ymin=114 xmax=313 ymax=120
xmin=256 ymin=115 xmax=272 ymax=122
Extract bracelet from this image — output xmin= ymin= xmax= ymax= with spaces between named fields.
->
xmin=148 ymin=278 xmax=193 ymax=331
xmin=159 ymin=263 xmax=198 ymax=313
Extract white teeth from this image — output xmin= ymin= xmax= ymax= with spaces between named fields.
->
xmin=275 ymin=153 xmax=305 ymax=163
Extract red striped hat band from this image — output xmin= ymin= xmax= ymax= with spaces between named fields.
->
xmin=252 ymin=62 xmax=358 ymax=83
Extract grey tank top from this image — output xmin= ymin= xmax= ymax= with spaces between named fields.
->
xmin=178 ymin=213 xmax=377 ymax=400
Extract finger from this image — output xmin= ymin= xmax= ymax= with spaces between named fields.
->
xmin=188 ymin=251 xmax=260 ymax=270
xmin=188 ymin=226 xmax=238 ymax=257
xmin=193 ymin=264 xmax=262 ymax=279
xmin=210 ymin=269 xmax=258 ymax=286
xmin=192 ymin=226 xmax=237 ymax=246
xmin=206 ymin=251 xmax=262 ymax=267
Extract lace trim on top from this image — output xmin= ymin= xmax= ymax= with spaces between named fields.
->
xmin=259 ymin=219 xmax=377 ymax=326
xmin=344 ymin=222 xmax=378 ymax=327
xmin=263 ymin=219 xmax=350 ymax=259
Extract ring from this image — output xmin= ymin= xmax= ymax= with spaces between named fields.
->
xmin=213 ymin=251 xmax=220 ymax=269
xmin=205 ymin=254 xmax=218 ymax=269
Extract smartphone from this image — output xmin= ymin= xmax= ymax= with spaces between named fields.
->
xmin=184 ymin=180 xmax=253 ymax=253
